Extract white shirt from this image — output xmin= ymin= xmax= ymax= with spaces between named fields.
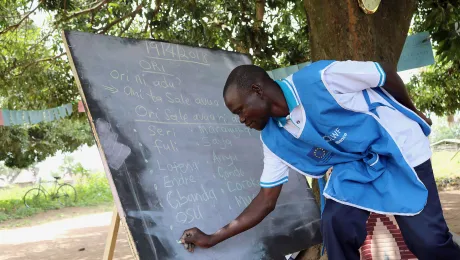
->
xmin=260 ymin=61 xmax=432 ymax=188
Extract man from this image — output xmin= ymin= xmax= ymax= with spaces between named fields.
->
xmin=180 ymin=60 xmax=460 ymax=259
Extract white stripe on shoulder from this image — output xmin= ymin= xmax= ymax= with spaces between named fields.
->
xmin=282 ymin=79 xmax=300 ymax=106
xmin=374 ymin=62 xmax=386 ymax=87
xmin=283 ymin=75 xmax=306 ymax=135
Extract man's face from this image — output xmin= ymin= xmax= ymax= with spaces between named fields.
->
xmin=224 ymin=85 xmax=270 ymax=131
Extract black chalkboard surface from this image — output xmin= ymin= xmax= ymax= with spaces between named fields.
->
xmin=63 ymin=31 xmax=321 ymax=260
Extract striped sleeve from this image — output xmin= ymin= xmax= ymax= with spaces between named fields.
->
xmin=323 ymin=60 xmax=386 ymax=94
xmin=260 ymin=143 xmax=289 ymax=188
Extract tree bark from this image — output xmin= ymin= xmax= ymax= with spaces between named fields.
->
xmin=448 ymin=114 xmax=455 ymax=128
xmin=254 ymin=0 xmax=265 ymax=30
xmin=300 ymin=1 xmax=417 ymax=259
xmin=303 ymin=0 xmax=417 ymax=68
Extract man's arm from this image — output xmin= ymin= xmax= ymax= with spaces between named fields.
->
xmin=379 ymin=63 xmax=432 ymax=125
xmin=180 ymin=185 xmax=282 ymax=252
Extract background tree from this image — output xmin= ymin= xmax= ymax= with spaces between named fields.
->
xmin=0 ymin=161 xmax=21 ymax=183
xmin=406 ymin=61 xmax=460 ymax=117
xmin=407 ymin=0 xmax=460 ymax=123
xmin=0 ymin=0 xmax=309 ymax=168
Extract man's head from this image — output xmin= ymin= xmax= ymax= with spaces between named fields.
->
xmin=223 ymin=65 xmax=275 ymax=131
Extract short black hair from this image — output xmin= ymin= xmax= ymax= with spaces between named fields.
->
xmin=223 ymin=64 xmax=270 ymax=97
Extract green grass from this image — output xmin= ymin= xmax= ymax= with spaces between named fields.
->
xmin=0 ymin=173 xmax=113 ymax=223
xmin=431 ymin=151 xmax=460 ymax=179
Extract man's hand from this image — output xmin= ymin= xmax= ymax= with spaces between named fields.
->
xmin=415 ymin=110 xmax=432 ymax=126
xmin=178 ymin=186 xmax=282 ymax=253
xmin=180 ymin=227 xmax=215 ymax=252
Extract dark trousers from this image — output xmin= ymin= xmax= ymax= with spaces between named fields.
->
xmin=321 ymin=160 xmax=460 ymax=260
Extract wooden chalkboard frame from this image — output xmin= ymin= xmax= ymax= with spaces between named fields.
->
xmin=62 ymin=31 xmax=141 ymax=259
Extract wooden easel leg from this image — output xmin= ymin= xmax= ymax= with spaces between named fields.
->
xmin=103 ymin=206 xmax=120 ymax=260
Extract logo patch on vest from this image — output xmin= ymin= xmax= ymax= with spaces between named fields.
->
xmin=307 ymin=147 xmax=333 ymax=163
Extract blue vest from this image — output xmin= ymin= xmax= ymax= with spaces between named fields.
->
xmin=261 ymin=60 xmax=430 ymax=215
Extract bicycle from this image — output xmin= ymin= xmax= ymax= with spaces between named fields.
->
xmin=23 ymin=176 xmax=77 ymax=208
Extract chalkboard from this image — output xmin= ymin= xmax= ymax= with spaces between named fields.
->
xmin=63 ymin=31 xmax=321 ymax=260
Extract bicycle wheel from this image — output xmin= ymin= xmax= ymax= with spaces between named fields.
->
xmin=23 ymin=188 xmax=47 ymax=208
xmin=57 ymin=184 xmax=77 ymax=206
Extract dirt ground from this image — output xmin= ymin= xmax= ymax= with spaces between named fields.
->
xmin=0 ymin=206 xmax=134 ymax=260
xmin=0 ymin=191 xmax=459 ymax=260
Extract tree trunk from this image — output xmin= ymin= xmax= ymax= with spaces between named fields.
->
xmin=304 ymin=0 xmax=417 ymax=67
xmin=448 ymin=114 xmax=455 ymax=128
xmin=300 ymin=1 xmax=417 ymax=259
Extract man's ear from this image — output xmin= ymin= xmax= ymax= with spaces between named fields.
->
xmin=251 ymin=84 xmax=263 ymax=97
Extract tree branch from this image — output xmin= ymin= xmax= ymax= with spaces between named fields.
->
xmin=143 ymin=0 xmax=161 ymax=34
xmin=29 ymin=28 xmax=58 ymax=53
xmin=63 ymin=0 xmax=111 ymax=21
xmin=99 ymin=4 xmax=143 ymax=34
xmin=0 ymin=4 xmax=42 ymax=35
xmin=153 ymin=0 xmax=161 ymax=17
xmin=254 ymin=0 xmax=265 ymax=30
xmin=143 ymin=21 xmax=149 ymax=34
xmin=13 ymin=53 xmax=66 ymax=77
xmin=118 ymin=16 xmax=135 ymax=36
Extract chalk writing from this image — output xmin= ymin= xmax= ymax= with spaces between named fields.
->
xmin=152 ymin=139 xmax=179 ymax=154
xmin=164 ymin=108 xmax=188 ymax=123
xmin=198 ymin=125 xmax=251 ymax=138
xmin=226 ymin=178 xmax=258 ymax=193
xmin=235 ymin=194 xmax=257 ymax=208
xmin=218 ymin=165 xmax=244 ymax=180
xmin=152 ymin=75 xmax=176 ymax=89
xmin=156 ymin=160 xmax=199 ymax=174
xmin=124 ymin=86 xmax=144 ymax=100
xmin=139 ymin=59 xmax=170 ymax=76
xmin=135 ymin=74 xmax=181 ymax=89
xmin=135 ymin=119 xmax=243 ymax=126
xmin=145 ymin=88 xmax=163 ymax=103
xmin=145 ymin=41 xmax=209 ymax=65
xmin=202 ymin=136 xmax=232 ymax=149
xmin=193 ymin=112 xmax=229 ymax=123
xmin=213 ymin=151 xmax=238 ymax=166
xmin=194 ymin=97 xmax=219 ymax=106
xmin=148 ymin=125 xmax=176 ymax=137
xmin=166 ymin=92 xmax=191 ymax=105
xmin=102 ymin=84 xmax=118 ymax=94
xmin=175 ymin=205 xmax=203 ymax=224
xmin=110 ymin=69 xmax=130 ymax=82
xmin=135 ymin=74 xmax=147 ymax=86
xmin=135 ymin=105 xmax=160 ymax=119
xmin=163 ymin=173 xmax=196 ymax=188
xmin=166 ymin=184 xmax=217 ymax=209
